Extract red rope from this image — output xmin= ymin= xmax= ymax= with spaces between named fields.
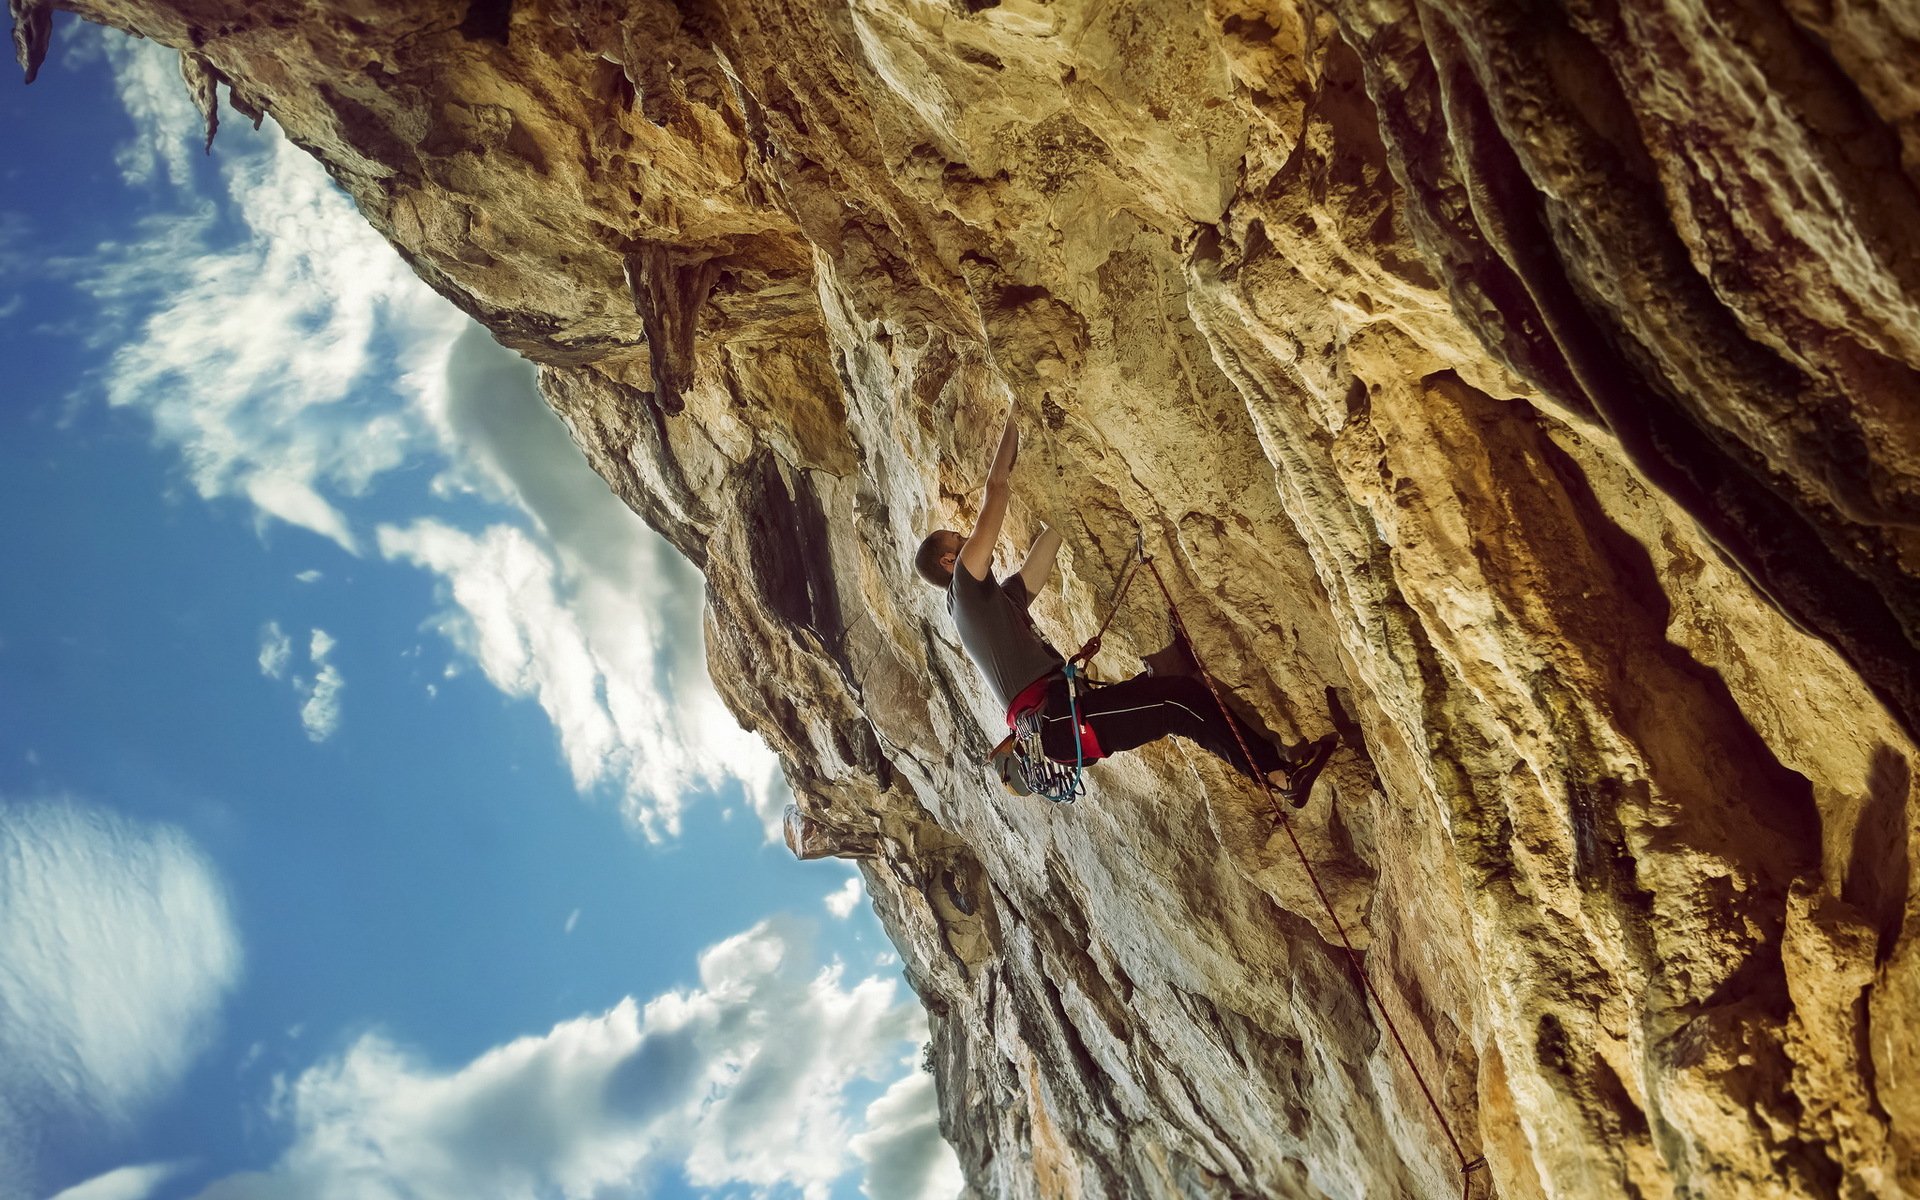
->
xmin=1069 ymin=533 xmax=1144 ymax=670
xmin=1140 ymin=555 xmax=1487 ymax=1199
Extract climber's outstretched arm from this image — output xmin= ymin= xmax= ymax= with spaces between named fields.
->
xmin=957 ymin=395 xmax=1019 ymax=581
xmin=1018 ymin=524 xmax=1062 ymax=595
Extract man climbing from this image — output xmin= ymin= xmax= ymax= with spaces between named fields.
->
xmin=914 ymin=394 xmax=1338 ymax=805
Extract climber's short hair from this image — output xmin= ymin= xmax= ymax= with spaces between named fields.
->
xmin=915 ymin=530 xmax=960 ymax=589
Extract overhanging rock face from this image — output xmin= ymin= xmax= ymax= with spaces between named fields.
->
xmin=26 ymin=0 xmax=1920 ymax=1195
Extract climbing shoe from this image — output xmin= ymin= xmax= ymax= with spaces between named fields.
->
xmin=1271 ymin=733 xmax=1338 ymax=808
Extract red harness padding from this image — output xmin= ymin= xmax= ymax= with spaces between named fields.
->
xmin=1005 ymin=671 xmax=1103 ymax=763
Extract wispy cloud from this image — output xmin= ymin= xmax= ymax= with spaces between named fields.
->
xmin=0 ymin=211 xmax=29 ymax=277
xmin=100 ymin=34 xmax=202 ymax=192
xmin=396 ymin=325 xmax=783 ymax=836
xmin=79 ymin=41 xmax=461 ymax=556
xmin=378 ymin=514 xmax=775 ymax=839
xmin=258 ymin=624 xmax=344 ymax=740
xmin=82 ymin=36 xmax=779 ymax=836
xmin=0 ymin=797 xmax=241 ymax=1187
xmin=257 ymin=621 xmax=291 ymax=679
xmin=299 ymin=629 xmax=343 ymax=742
xmin=48 ymin=1161 xmax=187 ymax=1200
xmin=826 ymin=877 xmax=864 ymax=919
xmin=189 ymin=919 xmax=952 ymax=1200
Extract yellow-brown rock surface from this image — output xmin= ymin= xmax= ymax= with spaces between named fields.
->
xmin=21 ymin=0 xmax=1920 ymax=1195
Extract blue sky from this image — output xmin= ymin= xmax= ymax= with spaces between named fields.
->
xmin=0 ymin=19 xmax=957 ymax=1200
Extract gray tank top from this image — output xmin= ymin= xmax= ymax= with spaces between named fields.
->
xmin=948 ymin=565 xmax=1064 ymax=710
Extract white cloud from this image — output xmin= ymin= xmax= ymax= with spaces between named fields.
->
xmin=101 ymin=34 xmax=202 ymax=191
xmin=404 ymin=326 xmax=785 ymax=837
xmin=190 ymin=919 xmax=945 ymax=1200
xmin=293 ymin=570 xmax=322 ymax=584
xmin=259 ymin=624 xmax=344 ymax=739
xmin=0 ymin=797 xmax=241 ymax=1149
xmin=257 ymin=621 xmax=291 ymax=679
xmin=826 ymin=877 xmax=864 ymax=920
xmin=80 ymin=40 xmax=464 ymax=556
xmin=564 ymin=909 xmax=581 ymax=935
xmin=82 ymin=36 xmax=780 ymax=834
xmin=48 ymin=1161 xmax=186 ymax=1200
xmin=298 ymin=629 xmax=343 ymax=742
xmin=850 ymin=1070 xmax=964 ymax=1200
xmin=246 ymin=473 xmax=359 ymax=553
xmin=377 ymin=516 xmax=774 ymax=839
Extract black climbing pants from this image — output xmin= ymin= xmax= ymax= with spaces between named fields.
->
xmin=1035 ymin=673 xmax=1285 ymax=779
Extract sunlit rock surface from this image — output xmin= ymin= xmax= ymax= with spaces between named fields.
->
xmin=25 ymin=0 xmax=1920 ymax=1195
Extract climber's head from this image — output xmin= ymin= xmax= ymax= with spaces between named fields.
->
xmin=914 ymin=529 xmax=963 ymax=589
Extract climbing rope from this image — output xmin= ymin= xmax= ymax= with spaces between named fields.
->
xmin=1068 ymin=529 xmax=1145 ymax=672
xmin=1138 ymin=552 xmax=1488 ymax=1200
xmin=994 ymin=527 xmax=1487 ymax=1191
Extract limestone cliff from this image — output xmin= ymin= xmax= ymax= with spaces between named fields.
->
xmin=21 ymin=0 xmax=1920 ymax=1195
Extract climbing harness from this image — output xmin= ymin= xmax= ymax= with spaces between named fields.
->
xmin=1137 ymin=553 xmax=1490 ymax=1200
xmin=996 ymin=665 xmax=1090 ymax=802
xmin=989 ymin=533 xmax=1146 ymax=804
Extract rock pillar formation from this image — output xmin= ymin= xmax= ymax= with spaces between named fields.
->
xmin=19 ymin=0 xmax=1920 ymax=1195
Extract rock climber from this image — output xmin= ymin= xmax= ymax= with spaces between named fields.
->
xmin=914 ymin=394 xmax=1338 ymax=804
